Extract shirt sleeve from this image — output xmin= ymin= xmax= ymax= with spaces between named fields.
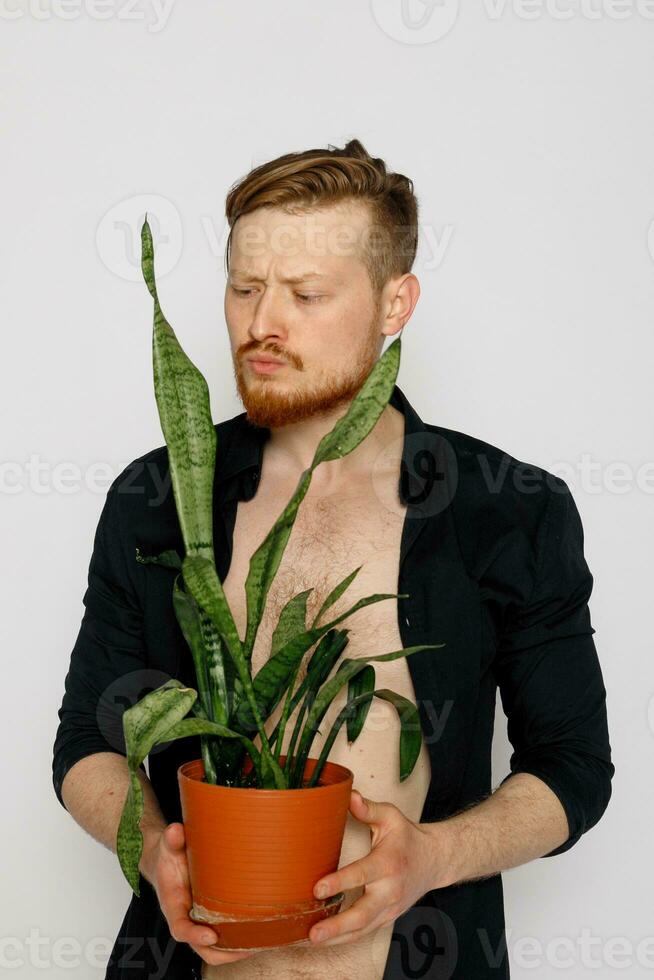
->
xmin=52 ymin=475 xmax=147 ymax=810
xmin=492 ymin=477 xmax=614 ymax=857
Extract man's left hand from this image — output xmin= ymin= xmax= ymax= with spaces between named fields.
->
xmin=308 ymin=789 xmax=454 ymax=947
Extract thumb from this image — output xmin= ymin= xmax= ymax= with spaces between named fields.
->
xmin=350 ymin=789 xmax=378 ymax=822
xmin=163 ymin=822 xmax=185 ymax=851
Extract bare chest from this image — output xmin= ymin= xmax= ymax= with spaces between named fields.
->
xmin=204 ymin=478 xmax=431 ymax=979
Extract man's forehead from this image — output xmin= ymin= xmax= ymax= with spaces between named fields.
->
xmin=228 ymin=266 xmax=341 ymax=284
xmin=230 ymin=203 xmax=370 ymax=272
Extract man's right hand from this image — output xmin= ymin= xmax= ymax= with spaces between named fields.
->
xmin=141 ymin=822 xmax=256 ymax=968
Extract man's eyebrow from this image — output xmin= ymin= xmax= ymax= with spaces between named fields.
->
xmin=228 ymin=269 xmax=332 ymax=284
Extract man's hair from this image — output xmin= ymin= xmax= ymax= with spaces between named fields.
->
xmin=224 ymin=138 xmax=419 ymax=298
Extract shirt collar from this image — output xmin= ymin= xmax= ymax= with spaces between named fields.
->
xmin=216 ymin=383 xmax=428 ymax=506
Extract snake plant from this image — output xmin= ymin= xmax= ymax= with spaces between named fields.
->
xmin=116 ymin=215 xmax=445 ymax=895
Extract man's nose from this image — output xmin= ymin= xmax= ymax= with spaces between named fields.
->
xmin=248 ymin=287 xmax=288 ymax=343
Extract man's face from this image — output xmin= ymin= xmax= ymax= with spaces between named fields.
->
xmin=224 ymin=201 xmax=388 ymax=429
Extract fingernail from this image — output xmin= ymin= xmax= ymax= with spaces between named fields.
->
xmin=312 ymin=928 xmax=325 ymax=941
xmin=202 ymin=933 xmax=216 ymax=944
xmin=315 ymin=884 xmax=328 ymax=898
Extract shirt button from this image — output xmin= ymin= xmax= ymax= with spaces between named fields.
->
xmin=405 ymin=615 xmax=410 ymax=626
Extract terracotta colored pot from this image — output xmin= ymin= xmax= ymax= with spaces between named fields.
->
xmin=177 ymin=755 xmax=354 ymax=950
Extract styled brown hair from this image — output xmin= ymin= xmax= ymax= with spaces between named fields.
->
xmin=224 ymin=138 xmax=419 ymax=298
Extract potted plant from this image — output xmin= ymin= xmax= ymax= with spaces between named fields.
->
xmin=115 ymin=216 xmax=445 ymax=950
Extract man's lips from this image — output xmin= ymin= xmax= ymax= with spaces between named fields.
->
xmin=247 ymin=354 xmax=286 ymax=365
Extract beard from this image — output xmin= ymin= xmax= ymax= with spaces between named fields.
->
xmin=231 ymin=316 xmax=383 ymax=430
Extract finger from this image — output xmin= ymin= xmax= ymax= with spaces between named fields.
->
xmin=189 ymin=942 xmax=255 ymax=965
xmin=314 ymin=852 xmax=385 ymax=899
xmin=167 ymin=907 xmax=220 ymax=950
xmin=309 ymin=889 xmax=388 ymax=945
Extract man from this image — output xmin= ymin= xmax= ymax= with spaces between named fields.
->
xmin=53 ymin=139 xmax=614 ymax=979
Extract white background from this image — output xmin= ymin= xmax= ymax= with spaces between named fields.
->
xmin=2 ymin=0 xmax=653 ymax=976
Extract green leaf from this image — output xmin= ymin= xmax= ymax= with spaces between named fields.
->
xmin=122 ymin=679 xmax=197 ymax=770
xmin=310 ymin=565 xmax=363 ymax=629
xmin=181 ymin=554 xmax=244 ymax=677
xmin=282 ymin=630 xmax=350 ymax=777
xmin=172 ymin=577 xmax=213 ymax=720
xmin=271 ymin=589 xmax=312 ymax=657
xmin=242 ymin=468 xmax=313 ymax=662
xmin=372 ymin=689 xmax=423 ymax=781
xmin=117 ymin=679 xmax=197 ymax=894
xmin=290 ymin=643 xmax=445 ymax=785
xmin=345 ymin=664 xmax=375 ymax=743
xmin=268 ymin=629 xmax=349 ymax=755
xmin=141 ymin=216 xmax=216 ymax=562
xmin=181 ymin=552 xmax=285 ymax=786
xmin=311 ymin=337 xmax=401 ymax=467
xmin=305 ymin=685 xmax=423 ymax=787
xmin=159 ymin=716 xmax=264 ymax=781
xmin=237 ymin=591 xmax=407 ymax=735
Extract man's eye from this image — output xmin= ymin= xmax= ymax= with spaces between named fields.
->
xmin=231 ymin=286 xmax=322 ymax=304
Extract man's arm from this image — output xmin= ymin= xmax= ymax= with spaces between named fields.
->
xmin=52 ymin=475 xmax=146 ymax=808
xmin=425 ymin=772 xmax=569 ymax=889
xmin=434 ymin=475 xmax=614 ymax=887
xmin=61 ymin=751 xmax=166 ymax=884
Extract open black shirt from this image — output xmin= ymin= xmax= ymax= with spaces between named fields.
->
xmin=52 ymin=383 xmax=614 ymax=979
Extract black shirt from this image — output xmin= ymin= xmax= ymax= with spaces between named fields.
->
xmin=52 ymin=383 xmax=614 ymax=979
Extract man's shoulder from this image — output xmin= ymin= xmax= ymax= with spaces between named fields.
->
xmin=423 ymin=420 xmax=571 ymax=565
xmin=109 ymin=413 xmax=242 ymax=494
xmin=105 ymin=413 xmax=243 ymax=540
xmin=426 ymin=420 xmax=565 ymax=497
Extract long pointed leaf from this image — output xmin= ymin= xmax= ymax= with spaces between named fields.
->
xmin=141 ymin=216 xmax=216 ymax=562
xmin=238 ymin=591 xmax=408 ymax=734
xmin=181 ymin=553 xmax=285 ymax=787
xmin=271 ymin=589 xmax=312 ymax=657
xmin=283 ymin=630 xmax=350 ymax=774
xmin=310 ymin=565 xmax=362 ymax=629
xmin=290 ymin=643 xmax=445 ymax=784
xmin=345 ymin=664 xmax=375 ymax=743
xmin=305 ymin=685 xmax=423 ymax=787
xmin=312 ymin=337 xmax=401 ymax=467
xmin=117 ymin=679 xmax=197 ymax=894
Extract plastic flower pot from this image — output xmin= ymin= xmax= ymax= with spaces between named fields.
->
xmin=178 ymin=755 xmax=354 ymax=950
